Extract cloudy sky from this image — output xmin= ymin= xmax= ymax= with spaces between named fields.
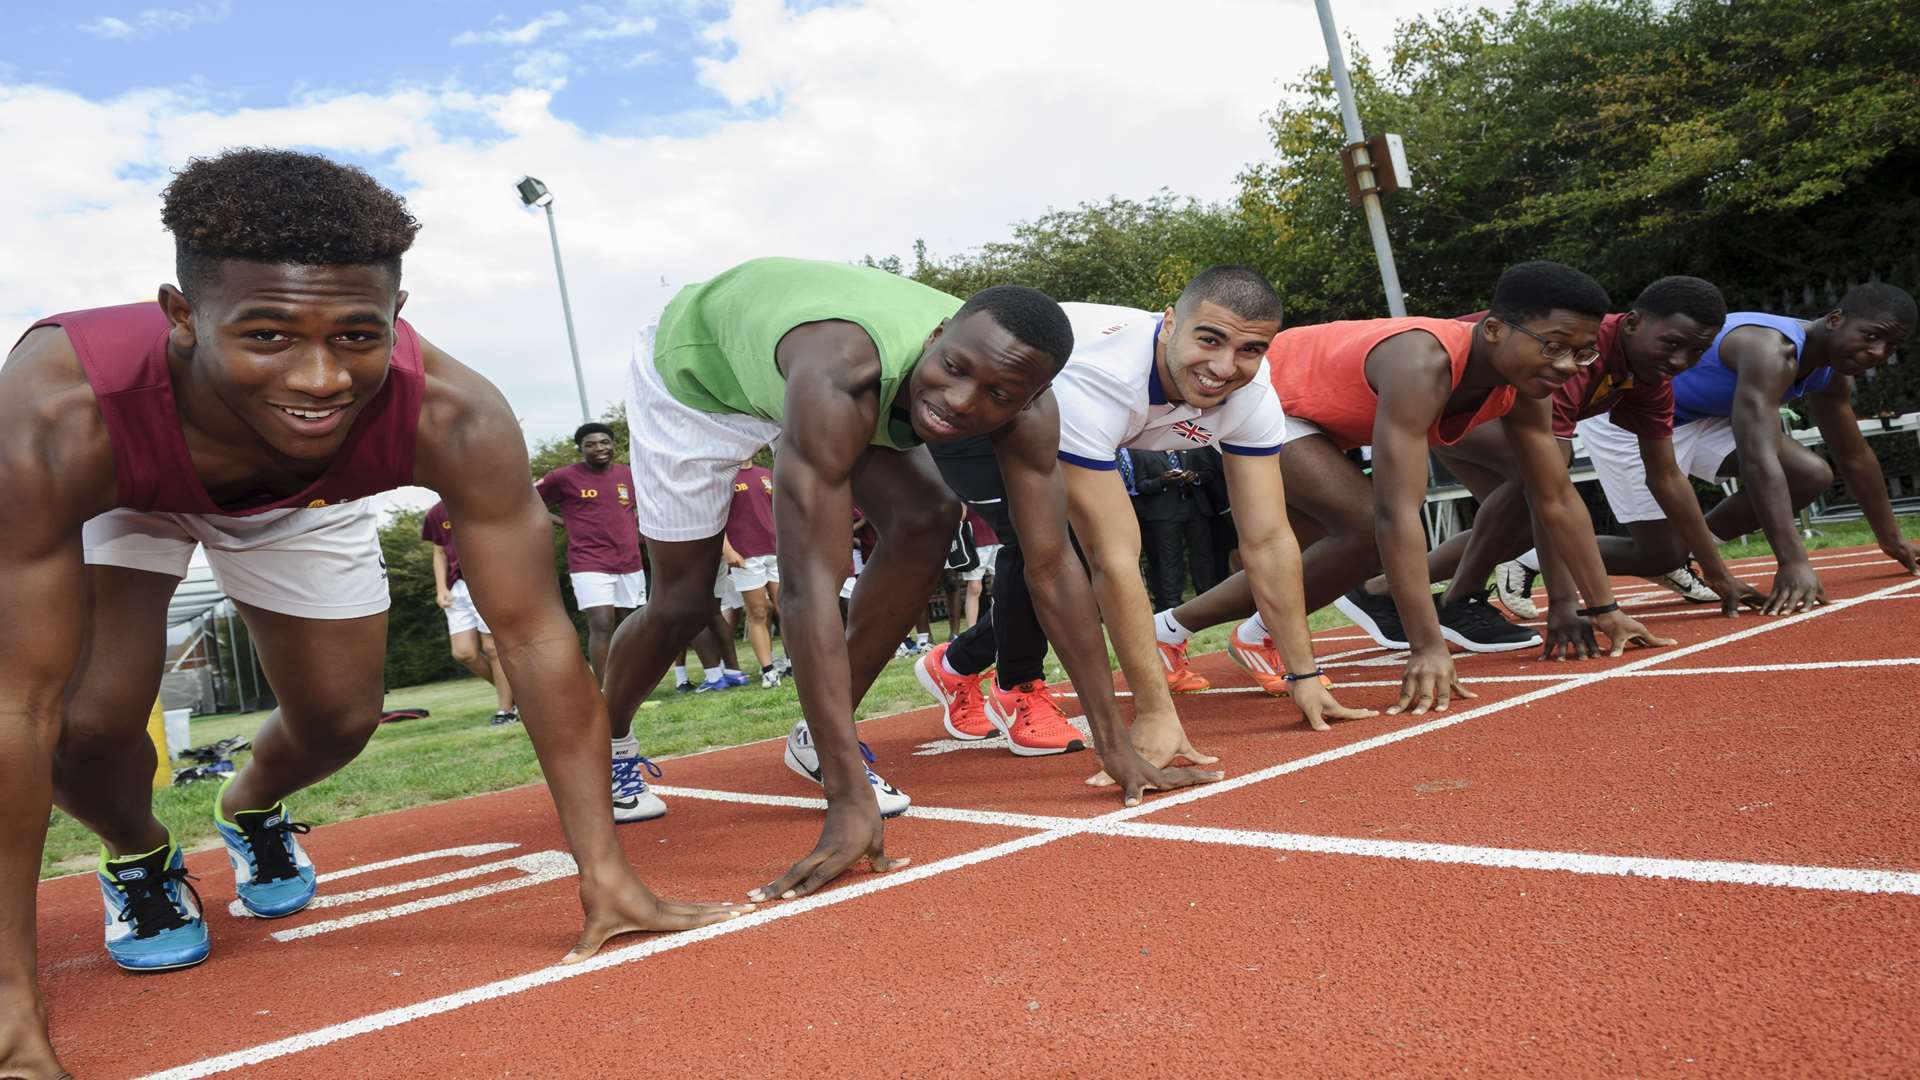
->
xmin=2 ymin=0 xmax=1484 ymax=461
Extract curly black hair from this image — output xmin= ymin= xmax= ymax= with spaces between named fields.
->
xmin=952 ymin=285 xmax=1074 ymax=373
xmin=1633 ymin=275 xmax=1727 ymax=329
xmin=160 ymin=148 xmax=421 ymax=295
xmin=1489 ymin=260 xmax=1610 ymax=325
xmin=574 ymin=422 xmax=615 ymax=447
xmin=1839 ymin=282 xmax=1918 ymax=327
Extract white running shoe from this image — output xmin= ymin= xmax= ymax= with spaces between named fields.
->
xmin=781 ymin=720 xmax=910 ymax=818
xmin=611 ymin=753 xmax=667 ymax=823
xmin=760 ymin=668 xmax=782 ymax=689
xmin=1646 ymin=564 xmax=1716 ymax=603
xmin=1494 ymin=560 xmax=1539 ymax=619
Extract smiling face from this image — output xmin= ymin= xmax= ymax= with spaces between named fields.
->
xmin=1483 ymin=309 xmax=1601 ymax=399
xmin=579 ymin=431 xmax=615 ymax=467
xmin=906 ymin=309 xmax=1058 ymax=442
xmin=162 ymin=260 xmax=401 ymax=461
xmin=1155 ymin=299 xmax=1279 ymax=408
xmin=1821 ymin=309 xmax=1911 ymax=377
xmin=1620 ymin=310 xmax=1720 ymax=385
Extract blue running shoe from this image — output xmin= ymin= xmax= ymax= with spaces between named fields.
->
xmin=98 ymin=841 xmax=209 ymax=971
xmin=722 ymin=671 xmax=749 ymax=688
xmin=693 ymin=675 xmax=731 ymax=693
xmin=215 ymin=790 xmax=317 ymax=918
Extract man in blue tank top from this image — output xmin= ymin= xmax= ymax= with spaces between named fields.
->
xmin=1592 ymin=282 xmax=1915 ymax=613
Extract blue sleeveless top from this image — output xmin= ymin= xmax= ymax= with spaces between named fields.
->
xmin=1672 ymin=312 xmax=1836 ymax=425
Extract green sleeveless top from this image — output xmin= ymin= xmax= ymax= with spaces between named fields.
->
xmin=652 ymin=257 xmax=964 ymax=451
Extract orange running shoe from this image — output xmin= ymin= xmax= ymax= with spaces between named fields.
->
xmin=1226 ymin=623 xmax=1332 ymax=697
xmin=985 ymin=680 xmax=1087 ymax=757
xmin=1156 ymin=639 xmax=1212 ymax=693
xmin=914 ymin=643 xmax=993 ymax=740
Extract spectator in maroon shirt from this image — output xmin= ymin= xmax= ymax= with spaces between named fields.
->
xmin=537 ymin=423 xmax=645 ymax=681
xmin=421 ymin=501 xmax=516 ymax=724
xmin=722 ymin=461 xmax=788 ymax=687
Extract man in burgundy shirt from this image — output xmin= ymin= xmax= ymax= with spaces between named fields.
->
xmin=0 ymin=149 xmax=743 ymax=1078
xmin=1354 ymin=276 xmax=1762 ymax=647
xmin=421 ymin=500 xmax=517 ymax=724
xmin=538 ymin=423 xmax=646 ymax=681
xmin=720 ymin=460 xmax=787 ymax=686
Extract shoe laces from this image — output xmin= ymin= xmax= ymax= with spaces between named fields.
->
xmin=1449 ymin=590 xmax=1516 ymax=633
xmin=236 ymin=814 xmax=311 ymax=884
xmin=1004 ymin=681 xmax=1069 ymax=729
xmin=115 ymin=864 xmax=201 ymax=938
xmin=612 ymin=755 xmax=663 ymax=799
xmin=1161 ymin=640 xmax=1190 ymax=670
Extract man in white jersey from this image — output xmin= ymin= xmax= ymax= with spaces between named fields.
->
xmin=918 ymin=267 xmax=1372 ymax=776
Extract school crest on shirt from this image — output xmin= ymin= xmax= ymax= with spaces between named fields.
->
xmin=1171 ymin=420 xmax=1214 ymax=444
xmin=1589 ymin=374 xmax=1633 ymax=405
xmin=616 ymin=482 xmax=631 ymax=506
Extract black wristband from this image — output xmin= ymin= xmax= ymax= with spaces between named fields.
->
xmin=1576 ymin=602 xmax=1620 ymax=617
xmin=1283 ymin=669 xmax=1324 ymax=683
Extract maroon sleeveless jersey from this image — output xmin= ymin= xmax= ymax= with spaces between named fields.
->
xmin=21 ymin=302 xmax=425 ymax=516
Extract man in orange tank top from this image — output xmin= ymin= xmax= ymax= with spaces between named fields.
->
xmin=1157 ymin=262 xmax=1671 ymax=717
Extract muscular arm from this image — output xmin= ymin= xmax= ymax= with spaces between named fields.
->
xmin=413 ymin=341 xmax=633 ymax=889
xmin=0 ymin=327 xmax=121 ymax=1073
xmin=1062 ymin=459 xmax=1175 ymax=734
xmin=1503 ymin=396 xmax=1614 ymax=610
xmin=1366 ymin=340 xmax=1456 ymax=654
xmin=995 ymin=398 xmax=1218 ymax=803
xmin=1809 ymin=375 xmax=1913 ymax=569
xmin=1640 ymin=434 xmax=1756 ymax=609
xmin=1724 ymin=329 xmax=1808 ymax=568
xmin=772 ymin=322 xmax=884 ymax=806
xmin=430 ymin=544 xmax=451 ymax=602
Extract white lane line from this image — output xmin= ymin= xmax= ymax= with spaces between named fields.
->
xmin=139 ymin=574 xmax=1920 ymax=1080
xmin=1097 ymin=822 xmax=1920 ymax=896
xmin=650 ymin=786 xmax=1073 ymax=832
xmin=1326 ymin=656 xmax=1920 ymax=689
xmin=272 ymin=852 xmax=580 ymax=943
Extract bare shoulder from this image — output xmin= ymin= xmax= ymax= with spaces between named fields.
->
xmin=1721 ymin=324 xmax=1799 ymax=374
xmin=413 ymin=335 xmax=529 ymax=491
xmin=0 ymin=326 xmax=117 ymax=527
xmin=775 ymin=320 xmax=883 ymax=390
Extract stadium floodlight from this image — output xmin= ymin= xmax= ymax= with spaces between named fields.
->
xmin=514 ymin=175 xmax=590 ymax=421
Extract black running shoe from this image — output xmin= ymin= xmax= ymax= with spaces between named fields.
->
xmin=1436 ymin=590 xmax=1542 ymax=653
xmin=1333 ymin=586 xmax=1410 ymax=649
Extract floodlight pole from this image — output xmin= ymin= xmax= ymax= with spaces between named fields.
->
xmin=540 ymin=201 xmax=593 ymax=422
xmin=1313 ymin=0 xmax=1407 ymax=317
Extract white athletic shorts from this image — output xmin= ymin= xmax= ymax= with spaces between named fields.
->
xmin=83 ymin=501 xmax=388 ymax=621
xmin=570 ymin=570 xmax=646 ymax=610
xmin=960 ymin=543 xmax=1001 ymax=582
xmin=627 ymin=324 xmax=780 ymax=542
xmin=1279 ymin=415 xmax=1327 ymax=444
xmin=1577 ymin=413 xmax=1737 ymax=523
xmin=729 ymin=553 xmax=779 ymax=592
xmin=444 ymin=579 xmax=490 ymax=636
xmin=714 ymin=563 xmax=744 ymax=610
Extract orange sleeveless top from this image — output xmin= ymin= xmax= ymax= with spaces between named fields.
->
xmin=1269 ymin=317 xmax=1516 ymax=451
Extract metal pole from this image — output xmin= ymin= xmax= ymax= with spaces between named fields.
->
xmin=543 ymin=202 xmax=592 ymax=422
xmin=1313 ymin=0 xmax=1407 ymax=317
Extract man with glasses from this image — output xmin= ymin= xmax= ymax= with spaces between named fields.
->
xmin=1153 ymin=262 xmax=1671 ymax=717
xmin=1349 ymin=276 xmax=1761 ymax=647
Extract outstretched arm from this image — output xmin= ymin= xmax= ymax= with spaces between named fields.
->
xmin=995 ymin=398 xmax=1220 ymax=805
xmin=1723 ymin=328 xmax=1816 ymax=611
xmin=1809 ymin=376 xmax=1917 ymax=575
xmin=415 ymin=340 xmax=747 ymax=955
xmin=1220 ymin=451 xmax=1375 ymax=729
xmin=430 ymin=544 xmax=452 ymax=607
xmin=1640 ymin=435 xmax=1761 ymax=614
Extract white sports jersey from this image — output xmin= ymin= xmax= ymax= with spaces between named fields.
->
xmin=1051 ymin=302 xmax=1288 ymax=471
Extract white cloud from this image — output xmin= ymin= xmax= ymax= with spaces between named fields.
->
xmin=578 ymin=14 xmax=659 ymax=40
xmin=10 ymin=0 xmax=1495 ymax=449
xmin=452 ymin=11 xmax=572 ymax=47
xmin=76 ymin=2 xmax=231 ymax=40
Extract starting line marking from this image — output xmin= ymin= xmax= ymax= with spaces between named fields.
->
xmin=136 ymin=573 xmax=1920 ymax=1080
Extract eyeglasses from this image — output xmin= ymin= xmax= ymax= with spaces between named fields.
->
xmin=1503 ymin=321 xmax=1601 ymax=367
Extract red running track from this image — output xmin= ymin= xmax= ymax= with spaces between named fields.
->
xmin=32 ymin=544 xmax=1920 ymax=1078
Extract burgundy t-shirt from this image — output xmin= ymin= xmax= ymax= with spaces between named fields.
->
xmin=726 ymin=465 xmax=777 ymax=558
xmin=537 ymin=461 xmax=642 ymax=573
xmin=420 ymin=500 xmax=462 ymax=586
xmin=20 ymin=301 xmax=424 ymax=514
xmin=1456 ymin=310 xmax=1674 ymax=440
xmin=966 ymin=506 xmax=999 ymax=547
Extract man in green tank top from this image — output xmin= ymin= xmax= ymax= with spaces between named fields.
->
xmin=610 ymin=258 xmax=1220 ymax=903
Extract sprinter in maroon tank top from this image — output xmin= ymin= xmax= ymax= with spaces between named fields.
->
xmin=0 ymin=150 xmax=744 ymax=1079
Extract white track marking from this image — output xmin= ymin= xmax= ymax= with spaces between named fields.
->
xmin=1098 ymin=822 xmax=1920 ymax=895
xmin=269 ymin=852 xmax=579 ymax=942
xmin=138 ymin=574 xmax=1920 ymax=1080
xmin=315 ymin=845 xmax=520 ymax=883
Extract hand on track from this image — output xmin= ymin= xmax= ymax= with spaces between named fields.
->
xmin=1084 ymin=741 xmax=1222 ymax=807
xmin=562 ymin=872 xmax=753 ymax=963
xmin=747 ymin=801 xmax=907 ymax=904
xmin=1880 ymin=538 xmax=1920 ymax=576
xmin=1389 ymin=647 xmax=1475 ymax=715
xmin=1291 ymin=678 xmax=1377 ymax=732
xmin=1705 ymin=573 xmax=1766 ymax=617
xmin=1763 ymin=563 xmax=1827 ymax=615
xmin=1541 ymin=605 xmax=1598 ymax=660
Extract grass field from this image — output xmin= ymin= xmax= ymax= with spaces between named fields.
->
xmin=40 ymin=514 xmax=1917 ymax=877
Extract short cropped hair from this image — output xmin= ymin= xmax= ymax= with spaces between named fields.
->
xmin=1489 ymin=261 xmax=1611 ymax=325
xmin=1176 ymin=265 xmax=1284 ymax=324
xmin=574 ymin=422 xmax=615 ymax=447
xmin=161 ymin=148 xmax=421 ymax=296
xmin=1839 ymin=282 xmax=1918 ymax=327
xmin=1632 ymin=276 xmax=1727 ymax=329
xmin=953 ymin=285 xmax=1075 ymax=373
